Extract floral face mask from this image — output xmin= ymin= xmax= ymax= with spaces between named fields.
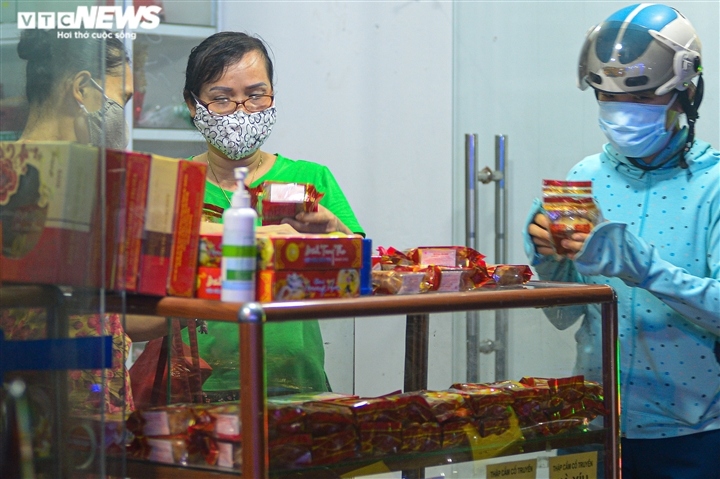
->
xmin=192 ymin=101 xmax=277 ymax=160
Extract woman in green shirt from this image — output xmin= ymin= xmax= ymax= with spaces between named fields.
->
xmin=182 ymin=31 xmax=364 ymax=400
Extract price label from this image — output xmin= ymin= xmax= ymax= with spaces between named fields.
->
xmin=549 ymin=451 xmax=598 ymax=479
xmin=486 ymin=458 xmax=537 ymax=478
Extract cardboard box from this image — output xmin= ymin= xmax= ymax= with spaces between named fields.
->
xmin=1 ymin=141 xmax=100 ymax=287
xmin=257 ymin=268 xmax=361 ymax=302
xmin=195 ymin=266 xmax=221 ymax=300
xmin=92 ymin=149 xmax=125 ymax=290
xmin=137 ymin=154 xmax=179 ymax=296
xmin=257 ymin=235 xmax=363 ymax=271
xmin=167 ymin=160 xmax=206 ymax=297
xmin=106 ymin=149 xmax=151 ymax=292
xmin=254 ymin=181 xmax=321 ymax=226
xmin=198 ymin=222 xmax=222 ymax=268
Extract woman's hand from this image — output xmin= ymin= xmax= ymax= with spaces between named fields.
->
xmin=528 ymin=213 xmax=556 ymax=257
xmin=561 ymin=232 xmax=590 ymax=260
xmin=528 ymin=213 xmax=590 ymax=260
xmin=281 ymin=204 xmax=352 ymax=234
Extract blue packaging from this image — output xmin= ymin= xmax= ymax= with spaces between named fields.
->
xmin=360 ymin=238 xmax=373 ymax=295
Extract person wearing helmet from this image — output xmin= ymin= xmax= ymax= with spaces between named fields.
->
xmin=524 ymin=4 xmax=720 ymax=477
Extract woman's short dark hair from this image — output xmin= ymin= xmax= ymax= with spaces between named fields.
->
xmin=183 ymin=31 xmax=274 ymax=102
xmin=17 ymin=29 xmax=128 ymax=105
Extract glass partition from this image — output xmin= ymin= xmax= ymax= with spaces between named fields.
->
xmin=1 ymin=1 xmax=139 ymax=476
xmin=2 ymin=1 xmax=222 ymax=474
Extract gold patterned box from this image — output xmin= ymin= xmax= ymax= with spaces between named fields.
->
xmin=257 ymin=234 xmax=363 ymax=271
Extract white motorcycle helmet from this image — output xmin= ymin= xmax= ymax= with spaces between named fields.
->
xmin=578 ymin=3 xmax=704 ymax=166
xmin=578 ymin=3 xmax=701 ymax=95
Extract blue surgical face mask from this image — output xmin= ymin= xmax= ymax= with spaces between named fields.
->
xmin=597 ymin=94 xmax=677 ymax=158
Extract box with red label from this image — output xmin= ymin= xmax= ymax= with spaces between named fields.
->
xmin=251 ymin=181 xmax=323 ymax=226
xmin=257 ymin=234 xmax=363 ymax=271
xmin=257 ymin=268 xmax=361 ymax=302
xmin=198 ymin=222 xmax=223 ymax=268
xmin=167 ymin=159 xmax=207 ymax=297
xmin=195 ymin=222 xmax=223 ymax=300
xmin=106 ymin=149 xmax=152 ymax=292
xmin=196 ymin=266 xmax=221 ymax=300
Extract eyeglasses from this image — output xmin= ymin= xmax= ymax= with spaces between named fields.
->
xmin=192 ymin=92 xmax=274 ymax=115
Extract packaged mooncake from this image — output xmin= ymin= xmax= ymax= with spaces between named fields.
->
xmin=542 ymin=180 xmax=603 ymax=255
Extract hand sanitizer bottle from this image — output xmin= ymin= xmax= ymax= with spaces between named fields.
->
xmin=221 ymin=167 xmax=258 ymax=302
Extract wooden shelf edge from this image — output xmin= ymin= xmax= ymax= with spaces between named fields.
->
xmin=89 ymin=281 xmax=616 ymax=323
xmin=6 ymin=281 xmax=616 ymax=323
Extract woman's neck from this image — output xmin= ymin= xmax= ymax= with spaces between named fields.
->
xmin=20 ymin=109 xmax=76 ymax=142
xmin=202 ymin=147 xmax=268 ymax=190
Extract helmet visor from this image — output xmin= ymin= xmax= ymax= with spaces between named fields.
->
xmin=577 ymin=25 xmax=597 ymax=90
xmin=580 ymin=20 xmax=677 ymax=93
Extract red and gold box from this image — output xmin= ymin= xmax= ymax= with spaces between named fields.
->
xmin=198 ymin=222 xmax=223 ymax=268
xmin=167 ymin=159 xmax=207 ymax=298
xmin=196 ymin=266 xmax=221 ymax=300
xmin=257 ymin=268 xmax=361 ymax=302
xmin=194 ymin=232 xmax=365 ymax=301
xmin=194 ymin=267 xmax=362 ymax=302
xmin=251 ymin=181 xmax=322 ymax=226
xmin=257 ymin=234 xmax=363 ymax=271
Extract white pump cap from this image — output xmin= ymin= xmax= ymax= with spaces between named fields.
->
xmin=231 ymin=166 xmax=251 ymax=208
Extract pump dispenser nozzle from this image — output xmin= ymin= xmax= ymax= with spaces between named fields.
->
xmin=231 ymin=167 xmax=251 ymax=208
xmin=235 ymin=167 xmax=248 ymax=182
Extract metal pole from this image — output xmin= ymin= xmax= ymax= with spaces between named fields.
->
xmin=465 ymin=134 xmax=479 ymax=256
xmin=44 ymin=286 xmax=70 ymax=478
xmin=494 ymin=135 xmax=508 ymax=380
xmin=601 ymin=298 xmax=620 ymax=479
xmin=404 ymin=314 xmax=430 ymax=392
xmin=239 ymin=302 xmax=268 ymax=479
xmin=402 ymin=313 xmax=429 ymax=479
xmin=465 ymin=133 xmax=480 ymax=383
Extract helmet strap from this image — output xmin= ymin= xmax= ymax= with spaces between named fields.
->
xmin=676 ymin=73 xmax=703 ymax=168
xmin=626 ymin=148 xmax=685 ymax=172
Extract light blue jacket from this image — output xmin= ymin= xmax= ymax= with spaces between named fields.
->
xmin=524 ymin=132 xmax=720 ymax=439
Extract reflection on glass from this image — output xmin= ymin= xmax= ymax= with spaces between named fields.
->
xmin=132 ymin=35 xmax=197 ymax=130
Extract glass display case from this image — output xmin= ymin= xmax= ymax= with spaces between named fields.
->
xmin=35 ymin=281 xmax=616 ymax=479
